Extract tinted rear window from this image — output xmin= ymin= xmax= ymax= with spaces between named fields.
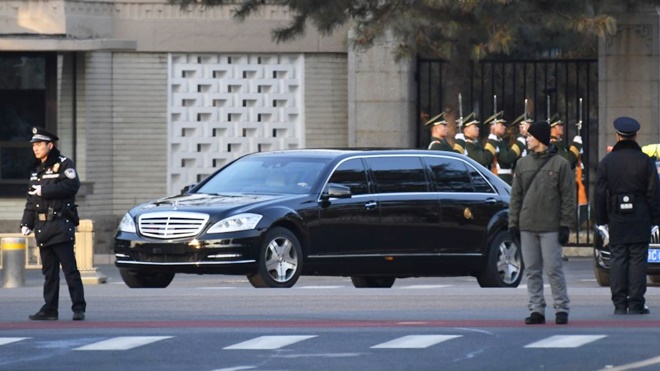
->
xmin=366 ymin=156 xmax=428 ymax=193
xmin=425 ymin=157 xmax=473 ymax=192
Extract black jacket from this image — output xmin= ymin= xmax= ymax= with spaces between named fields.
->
xmin=21 ymin=147 xmax=80 ymax=247
xmin=594 ymin=140 xmax=660 ymax=244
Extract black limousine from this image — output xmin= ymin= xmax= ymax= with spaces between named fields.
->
xmin=115 ymin=149 xmax=521 ymax=288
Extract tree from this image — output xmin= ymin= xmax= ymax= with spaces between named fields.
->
xmin=171 ymin=0 xmax=656 ymax=124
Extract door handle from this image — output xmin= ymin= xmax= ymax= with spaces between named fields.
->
xmin=364 ymin=201 xmax=377 ymax=209
xmin=485 ymin=198 xmax=498 ymax=205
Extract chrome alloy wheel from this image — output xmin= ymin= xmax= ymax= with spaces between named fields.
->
xmin=265 ymin=236 xmax=299 ymax=283
xmin=496 ymin=240 xmax=522 ymax=285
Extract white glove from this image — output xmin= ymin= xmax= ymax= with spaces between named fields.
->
xmin=28 ymin=185 xmax=41 ymax=196
xmin=517 ymin=136 xmax=526 ymax=146
xmin=488 ymin=134 xmax=499 ymax=141
xmin=573 ymin=135 xmax=582 ymax=144
xmin=21 ymin=226 xmax=32 ymax=236
xmin=454 ymin=133 xmax=465 ymax=141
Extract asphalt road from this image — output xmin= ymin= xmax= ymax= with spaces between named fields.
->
xmin=1 ymin=258 xmax=660 ymax=371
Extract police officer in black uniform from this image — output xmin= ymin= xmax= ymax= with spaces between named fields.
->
xmin=21 ymin=127 xmax=86 ymax=321
xmin=594 ymin=117 xmax=660 ymax=315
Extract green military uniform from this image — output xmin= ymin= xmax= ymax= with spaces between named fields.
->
xmin=428 ymin=137 xmax=454 ymax=151
xmin=484 ymin=112 xmax=523 ymax=185
xmin=550 ymin=117 xmax=581 ymax=169
xmin=465 ymin=137 xmax=493 ymax=168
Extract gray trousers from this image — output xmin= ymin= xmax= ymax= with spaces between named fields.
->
xmin=521 ymin=231 xmax=570 ymax=314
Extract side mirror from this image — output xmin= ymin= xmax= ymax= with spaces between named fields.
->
xmin=180 ymin=183 xmax=197 ymax=194
xmin=320 ymin=183 xmax=352 ymax=200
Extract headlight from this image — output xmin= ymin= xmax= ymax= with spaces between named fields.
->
xmin=118 ymin=213 xmax=136 ymax=233
xmin=207 ymin=213 xmax=262 ymax=234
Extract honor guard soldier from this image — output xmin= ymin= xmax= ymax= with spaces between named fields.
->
xmin=549 ymin=114 xmax=582 ymax=169
xmin=594 ymin=117 xmax=660 ymax=315
xmin=484 ymin=111 xmax=522 ymax=185
xmin=21 ymin=127 xmax=86 ymax=321
xmin=454 ymin=114 xmax=493 ymax=168
xmin=425 ymin=112 xmax=454 ymax=151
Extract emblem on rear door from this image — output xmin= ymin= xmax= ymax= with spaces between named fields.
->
xmin=463 ymin=207 xmax=473 ymax=220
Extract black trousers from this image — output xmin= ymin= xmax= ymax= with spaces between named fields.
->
xmin=609 ymin=242 xmax=648 ymax=311
xmin=38 ymin=241 xmax=86 ymax=313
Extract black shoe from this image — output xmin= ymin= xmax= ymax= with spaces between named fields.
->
xmin=555 ymin=312 xmax=569 ymax=325
xmin=29 ymin=310 xmax=58 ymax=321
xmin=629 ymin=306 xmax=650 ymax=315
xmin=525 ymin=312 xmax=545 ymax=325
xmin=72 ymin=311 xmax=85 ymax=321
xmin=614 ymin=307 xmax=627 ymax=315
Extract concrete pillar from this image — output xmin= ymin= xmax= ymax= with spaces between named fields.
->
xmin=599 ymin=6 xmax=660 ymax=161
xmin=348 ymin=29 xmax=417 ymax=148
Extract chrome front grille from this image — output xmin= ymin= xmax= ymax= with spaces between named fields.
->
xmin=651 ymin=226 xmax=660 ymax=245
xmin=138 ymin=212 xmax=209 ymax=239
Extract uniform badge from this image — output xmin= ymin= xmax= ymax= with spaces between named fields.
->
xmin=52 ymin=163 xmax=60 ymax=173
xmin=32 ymin=127 xmax=37 ymax=134
xmin=64 ymin=168 xmax=77 ymax=179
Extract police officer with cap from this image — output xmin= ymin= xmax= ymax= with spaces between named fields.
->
xmin=21 ymin=127 xmax=86 ymax=321
xmin=594 ymin=117 xmax=660 ymax=315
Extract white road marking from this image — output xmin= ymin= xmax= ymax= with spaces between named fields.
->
xmin=518 ymin=284 xmax=551 ymax=289
xmin=371 ymin=335 xmax=462 ymax=349
xmin=224 ymin=335 xmax=317 ymax=350
xmin=212 ymin=367 xmax=257 ymax=371
xmin=0 ymin=337 xmax=29 ymax=346
xmin=74 ymin=336 xmax=173 ymax=351
xmin=401 ymin=285 xmax=451 ymax=289
xmin=599 ymin=355 xmax=660 ymax=371
xmin=524 ymin=335 xmax=607 ymax=348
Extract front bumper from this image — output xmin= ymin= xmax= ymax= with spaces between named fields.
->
xmin=114 ymin=230 xmax=262 ymax=274
xmin=593 ymin=225 xmax=660 ymax=275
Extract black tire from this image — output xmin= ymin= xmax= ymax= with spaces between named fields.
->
xmin=649 ymin=275 xmax=660 ymax=284
xmin=247 ymin=227 xmax=302 ymax=288
xmin=350 ymin=276 xmax=396 ymax=288
xmin=477 ymin=230 xmax=523 ymax=288
xmin=119 ymin=268 xmax=175 ymax=288
xmin=594 ymin=266 xmax=610 ymax=286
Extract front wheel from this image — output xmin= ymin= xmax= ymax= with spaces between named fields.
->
xmin=247 ymin=227 xmax=303 ymax=288
xmin=350 ymin=276 xmax=396 ymax=288
xmin=594 ymin=266 xmax=611 ymax=287
xmin=119 ymin=268 xmax=175 ymax=288
xmin=477 ymin=230 xmax=523 ymax=287
xmin=649 ymin=275 xmax=660 ymax=284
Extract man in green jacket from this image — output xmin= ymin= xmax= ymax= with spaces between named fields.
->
xmin=509 ymin=121 xmax=576 ymax=326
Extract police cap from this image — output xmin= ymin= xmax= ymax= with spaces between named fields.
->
xmin=613 ymin=116 xmax=640 ymax=137
xmin=30 ymin=126 xmax=59 ymax=143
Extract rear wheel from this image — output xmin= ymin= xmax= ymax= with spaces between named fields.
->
xmin=477 ymin=230 xmax=523 ymax=288
xmin=350 ymin=276 xmax=396 ymax=288
xmin=119 ymin=268 xmax=175 ymax=288
xmin=247 ymin=227 xmax=302 ymax=288
xmin=649 ymin=275 xmax=660 ymax=283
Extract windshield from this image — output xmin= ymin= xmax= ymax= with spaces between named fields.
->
xmin=197 ymin=155 xmax=331 ymax=195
